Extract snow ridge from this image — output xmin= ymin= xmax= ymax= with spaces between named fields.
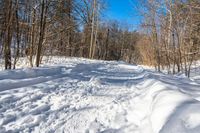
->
xmin=0 ymin=58 xmax=200 ymax=133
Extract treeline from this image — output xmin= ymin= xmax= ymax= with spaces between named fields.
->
xmin=0 ymin=0 xmax=200 ymax=77
xmin=0 ymin=0 xmax=139 ymax=69
xmin=136 ymin=0 xmax=200 ymax=77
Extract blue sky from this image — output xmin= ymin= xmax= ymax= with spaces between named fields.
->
xmin=104 ymin=0 xmax=141 ymax=30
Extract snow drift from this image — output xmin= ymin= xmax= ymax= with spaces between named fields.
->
xmin=0 ymin=57 xmax=200 ymax=133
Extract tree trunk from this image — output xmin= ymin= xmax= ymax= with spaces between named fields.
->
xmin=89 ymin=0 xmax=96 ymax=58
xmin=4 ymin=0 xmax=13 ymax=69
xmin=35 ymin=0 xmax=47 ymax=67
xmin=13 ymin=0 xmax=20 ymax=69
xmin=92 ymin=3 xmax=99 ymax=59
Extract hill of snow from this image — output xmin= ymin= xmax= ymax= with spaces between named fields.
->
xmin=0 ymin=57 xmax=200 ymax=133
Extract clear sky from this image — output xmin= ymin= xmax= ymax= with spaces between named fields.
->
xmin=104 ymin=0 xmax=141 ymax=30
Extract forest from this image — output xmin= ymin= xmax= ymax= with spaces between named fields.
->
xmin=0 ymin=0 xmax=200 ymax=77
xmin=1 ymin=1 xmax=200 ymax=132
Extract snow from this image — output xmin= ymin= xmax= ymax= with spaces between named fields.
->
xmin=0 ymin=57 xmax=200 ymax=133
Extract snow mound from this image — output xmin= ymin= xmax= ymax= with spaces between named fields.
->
xmin=0 ymin=57 xmax=200 ymax=133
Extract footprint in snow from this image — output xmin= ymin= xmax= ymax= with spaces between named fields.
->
xmin=30 ymin=104 xmax=50 ymax=115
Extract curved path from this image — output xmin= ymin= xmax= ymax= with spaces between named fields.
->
xmin=0 ymin=58 xmax=200 ymax=133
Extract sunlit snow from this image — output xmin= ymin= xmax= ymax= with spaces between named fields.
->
xmin=0 ymin=57 xmax=200 ymax=133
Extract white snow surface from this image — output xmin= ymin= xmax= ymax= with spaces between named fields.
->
xmin=0 ymin=57 xmax=200 ymax=133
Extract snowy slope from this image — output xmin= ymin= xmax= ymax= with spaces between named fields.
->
xmin=0 ymin=57 xmax=200 ymax=133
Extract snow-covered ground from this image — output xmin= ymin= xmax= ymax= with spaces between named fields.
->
xmin=0 ymin=57 xmax=200 ymax=133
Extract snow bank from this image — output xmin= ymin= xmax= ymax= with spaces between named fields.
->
xmin=0 ymin=57 xmax=200 ymax=133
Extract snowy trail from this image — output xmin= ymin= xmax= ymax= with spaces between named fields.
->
xmin=0 ymin=58 xmax=200 ymax=133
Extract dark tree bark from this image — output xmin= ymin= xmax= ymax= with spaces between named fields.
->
xmin=13 ymin=0 xmax=20 ymax=69
xmin=4 ymin=0 xmax=13 ymax=69
xmin=36 ymin=0 xmax=48 ymax=67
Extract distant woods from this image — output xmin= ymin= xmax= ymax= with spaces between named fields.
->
xmin=0 ymin=0 xmax=200 ymax=77
xmin=0 ymin=0 xmax=139 ymax=68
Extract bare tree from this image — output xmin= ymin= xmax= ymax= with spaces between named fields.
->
xmin=35 ymin=0 xmax=48 ymax=67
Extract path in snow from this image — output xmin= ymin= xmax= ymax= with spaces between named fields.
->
xmin=0 ymin=58 xmax=200 ymax=133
